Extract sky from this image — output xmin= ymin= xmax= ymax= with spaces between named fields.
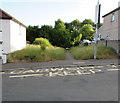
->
xmin=0 ymin=0 xmax=120 ymax=27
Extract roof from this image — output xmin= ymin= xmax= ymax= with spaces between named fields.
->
xmin=102 ymin=6 xmax=120 ymax=17
xmin=0 ymin=8 xmax=27 ymax=28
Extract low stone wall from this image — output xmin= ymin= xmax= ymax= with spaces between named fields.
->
xmin=97 ymin=40 xmax=120 ymax=55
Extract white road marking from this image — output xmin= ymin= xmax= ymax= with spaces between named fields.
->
xmin=9 ymin=74 xmax=44 ymax=78
xmin=107 ymin=69 xmax=120 ymax=71
xmin=4 ymin=65 xmax=119 ymax=79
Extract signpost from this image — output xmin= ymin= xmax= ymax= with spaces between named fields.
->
xmin=94 ymin=0 xmax=101 ymax=59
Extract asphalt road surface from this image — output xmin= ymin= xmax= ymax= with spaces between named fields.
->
xmin=2 ymin=64 xmax=119 ymax=101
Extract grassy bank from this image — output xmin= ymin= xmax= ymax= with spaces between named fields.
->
xmin=70 ymin=45 xmax=118 ymax=60
xmin=7 ymin=45 xmax=66 ymax=63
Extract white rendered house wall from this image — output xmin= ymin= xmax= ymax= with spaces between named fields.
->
xmin=2 ymin=20 xmax=11 ymax=54
xmin=10 ymin=20 xmax=26 ymax=52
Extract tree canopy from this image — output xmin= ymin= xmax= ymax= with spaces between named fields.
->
xmin=26 ymin=19 xmax=100 ymax=48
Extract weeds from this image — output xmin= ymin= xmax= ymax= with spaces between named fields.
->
xmin=70 ymin=45 xmax=118 ymax=60
xmin=7 ymin=45 xmax=66 ymax=63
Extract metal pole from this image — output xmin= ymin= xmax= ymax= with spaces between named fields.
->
xmin=94 ymin=0 xmax=99 ymax=59
xmin=94 ymin=22 xmax=98 ymax=59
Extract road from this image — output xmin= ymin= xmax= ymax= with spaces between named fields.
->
xmin=1 ymin=64 xmax=119 ymax=101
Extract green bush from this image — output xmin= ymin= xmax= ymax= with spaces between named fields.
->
xmin=33 ymin=38 xmax=53 ymax=47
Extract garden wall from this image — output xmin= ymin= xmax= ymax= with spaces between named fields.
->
xmin=97 ymin=40 xmax=120 ymax=55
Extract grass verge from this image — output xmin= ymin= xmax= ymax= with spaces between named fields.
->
xmin=70 ymin=45 xmax=118 ymax=60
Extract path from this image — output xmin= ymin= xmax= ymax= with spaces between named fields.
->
xmin=66 ymin=50 xmax=74 ymax=60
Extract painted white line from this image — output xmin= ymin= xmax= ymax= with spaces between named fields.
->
xmin=107 ymin=69 xmax=120 ymax=71
xmin=97 ymin=66 xmax=104 ymax=68
xmin=73 ymin=62 xmax=85 ymax=64
xmin=76 ymin=70 xmax=82 ymax=74
xmin=0 ymin=72 xmax=5 ymax=74
xmin=89 ymin=70 xmax=95 ymax=73
xmin=111 ymin=65 xmax=117 ymax=68
xmin=9 ymin=74 xmax=44 ymax=78
xmin=63 ymin=71 xmax=68 ymax=75
xmin=80 ymin=67 xmax=84 ymax=69
xmin=83 ymin=67 xmax=95 ymax=69
xmin=49 ymin=72 xmax=52 ymax=76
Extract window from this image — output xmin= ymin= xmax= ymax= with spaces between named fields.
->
xmin=111 ymin=13 xmax=115 ymax=22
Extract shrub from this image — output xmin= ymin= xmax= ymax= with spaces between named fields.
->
xmin=33 ymin=38 xmax=53 ymax=47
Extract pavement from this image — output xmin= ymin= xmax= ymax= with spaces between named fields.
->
xmin=2 ymin=59 xmax=119 ymax=70
xmin=1 ymin=59 xmax=120 ymax=102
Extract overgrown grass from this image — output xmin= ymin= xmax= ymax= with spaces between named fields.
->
xmin=97 ymin=46 xmax=118 ymax=59
xmin=70 ymin=45 xmax=118 ymax=60
xmin=7 ymin=45 xmax=66 ymax=63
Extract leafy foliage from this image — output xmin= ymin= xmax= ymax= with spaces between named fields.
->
xmin=82 ymin=19 xmax=95 ymax=26
xmin=26 ymin=25 xmax=40 ymax=43
xmin=39 ymin=25 xmax=53 ymax=39
xmin=27 ymin=19 xmax=96 ymax=48
xmin=80 ymin=24 xmax=95 ymax=40
xmin=33 ymin=38 xmax=53 ymax=47
xmin=71 ymin=34 xmax=82 ymax=46
xmin=55 ymin=19 xmax=66 ymax=30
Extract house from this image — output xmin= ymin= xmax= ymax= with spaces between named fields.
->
xmin=0 ymin=8 xmax=26 ymax=59
xmin=98 ymin=2 xmax=120 ymax=54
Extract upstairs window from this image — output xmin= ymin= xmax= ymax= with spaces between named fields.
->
xmin=111 ymin=13 xmax=115 ymax=22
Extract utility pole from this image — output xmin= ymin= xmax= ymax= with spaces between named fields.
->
xmin=94 ymin=0 xmax=101 ymax=59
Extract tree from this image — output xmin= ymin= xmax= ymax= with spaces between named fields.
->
xmin=53 ymin=19 xmax=72 ymax=48
xmin=65 ymin=19 xmax=82 ymax=46
xmin=26 ymin=25 xmax=40 ymax=43
xmin=65 ymin=22 xmax=73 ymax=32
xmin=54 ymin=19 xmax=66 ymax=30
xmin=71 ymin=19 xmax=81 ymax=30
xmin=50 ymin=29 xmax=71 ymax=48
xmin=80 ymin=24 xmax=95 ymax=40
xmin=71 ymin=34 xmax=82 ymax=46
xmin=39 ymin=25 xmax=53 ymax=39
xmin=82 ymin=19 xmax=95 ymax=27
xmin=26 ymin=18 xmax=97 ymax=48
